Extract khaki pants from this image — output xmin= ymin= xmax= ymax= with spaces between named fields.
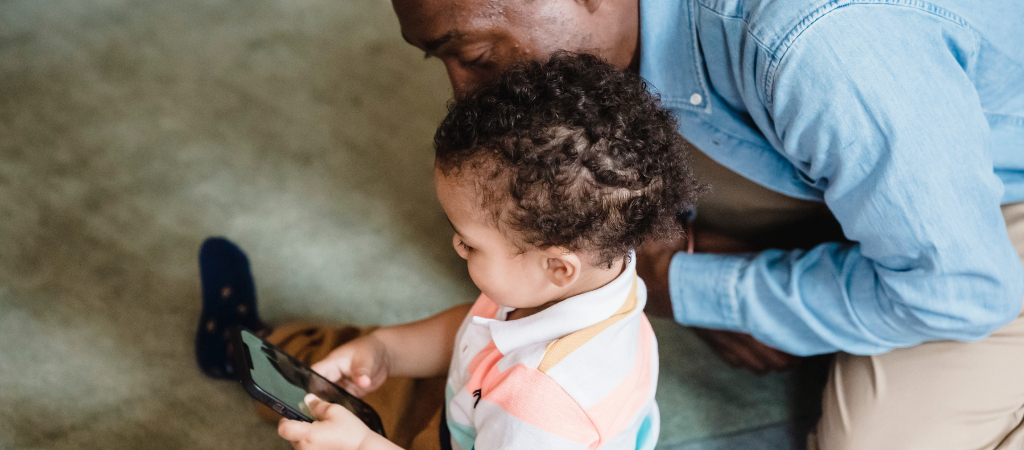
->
xmin=806 ymin=202 xmax=1024 ymax=450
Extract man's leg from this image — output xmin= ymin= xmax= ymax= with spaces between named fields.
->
xmin=810 ymin=202 xmax=1024 ymax=450
xmin=261 ymin=322 xmax=446 ymax=450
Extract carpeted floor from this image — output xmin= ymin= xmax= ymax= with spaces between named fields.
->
xmin=0 ymin=1 xmax=823 ymax=448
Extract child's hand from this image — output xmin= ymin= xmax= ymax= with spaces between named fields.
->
xmin=278 ymin=395 xmax=374 ymax=450
xmin=311 ymin=334 xmax=390 ymax=397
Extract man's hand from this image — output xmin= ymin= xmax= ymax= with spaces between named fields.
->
xmin=636 ymin=232 xmax=686 ymax=318
xmin=311 ymin=334 xmax=391 ymax=398
xmin=638 ymin=227 xmax=750 ymax=319
xmin=278 ymin=395 xmax=398 ymax=450
xmin=638 ymin=226 xmax=802 ymax=374
xmin=691 ymin=328 xmax=800 ymax=375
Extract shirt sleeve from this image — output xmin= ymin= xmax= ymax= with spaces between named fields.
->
xmin=669 ymin=4 xmax=1024 ymax=355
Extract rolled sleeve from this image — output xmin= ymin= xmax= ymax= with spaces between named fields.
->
xmin=669 ymin=252 xmax=745 ymax=331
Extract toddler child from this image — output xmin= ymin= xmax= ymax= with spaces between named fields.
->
xmin=274 ymin=52 xmax=701 ymax=450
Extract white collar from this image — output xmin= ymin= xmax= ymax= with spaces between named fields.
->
xmin=472 ymin=251 xmax=642 ymax=355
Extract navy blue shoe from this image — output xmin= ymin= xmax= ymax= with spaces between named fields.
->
xmin=196 ymin=237 xmax=265 ymax=380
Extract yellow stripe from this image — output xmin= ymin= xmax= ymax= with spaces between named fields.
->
xmin=537 ymin=275 xmax=639 ymax=374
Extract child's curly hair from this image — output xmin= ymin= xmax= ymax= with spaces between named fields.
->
xmin=434 ymin=52 xmax=703 ymax=267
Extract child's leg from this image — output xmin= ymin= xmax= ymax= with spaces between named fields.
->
xmin=195 ymin=238 xmax=444 ymax=449
xmin=196 ymin=238 xmax=267 ymax=379
xmin=261 ymin=322 xmax=445 ymax=450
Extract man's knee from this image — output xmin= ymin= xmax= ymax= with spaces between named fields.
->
xmin=813 ymin=347 xmax=1024 ymax=450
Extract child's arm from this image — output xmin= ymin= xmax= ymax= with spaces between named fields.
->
xmin=278 ymin=303 xmax=472 ymax=450
xmin=278 ymin=395 xmax=402 ymax=450
xmin=369 ymin=301 xmax=472 ymax=378
xmin=309 ymin=302 xmax=471 ymax=396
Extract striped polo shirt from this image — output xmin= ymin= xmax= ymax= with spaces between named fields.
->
xmin=444 ymin=256 xmax=660 ymax=450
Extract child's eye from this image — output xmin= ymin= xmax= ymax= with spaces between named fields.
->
xmin=458 ymin=240 xmax=474 ymax=252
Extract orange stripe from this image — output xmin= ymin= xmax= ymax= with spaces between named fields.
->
xmin=584 ymin=315 xmax=656 ymax=449
xmin=469 ymin=294 xmax=500 ymax=319
xmin=466 ymin=341 xmax=499 ymax=377
xmin=538 ymin=275 xmax=639 ymax=373
xmin=481 ymin=368 xmax=599 ymax=444
xmin=462 ymin=342 xmax=598 ymax=445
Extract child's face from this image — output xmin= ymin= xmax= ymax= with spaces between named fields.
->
xmin=434 ymin=167 xmax=555 ymax=309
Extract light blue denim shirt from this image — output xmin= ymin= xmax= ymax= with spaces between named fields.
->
xmin=640 ymin=0 xmax=1024 ymax=355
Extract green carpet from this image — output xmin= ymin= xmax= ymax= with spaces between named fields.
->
xmin=0 ymin=1 xmax=822 ymax=448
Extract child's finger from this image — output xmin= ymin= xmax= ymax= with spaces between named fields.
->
xmin=310 ymin=360 xmax=343 ymax=383
xmin=277 ymin=417 xmax=313 ymax=442
xmin=335 ymin=377 xmax=368 ymax=398
xmin=305 ymin=394 xmax=359 ymax=423
xmin=357 ymin=374 xmax=372 ymax=388
xmin=311 ymin=348 xmax=352 ymax=382
xmin=304 ymin=394 xmax=334 ymax=421
xmin=348 ymin=350 xmax=376 ymax=387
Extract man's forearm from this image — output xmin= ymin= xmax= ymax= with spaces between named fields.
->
xmin=372 ymin=303 xmax=472 ymax=378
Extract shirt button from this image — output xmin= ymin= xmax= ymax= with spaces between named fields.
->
xmin=689 ymin=93 xmax=703 ymax=105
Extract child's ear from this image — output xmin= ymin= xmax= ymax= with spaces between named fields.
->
xmin=542 ymin=248 xmax=582 ymax=288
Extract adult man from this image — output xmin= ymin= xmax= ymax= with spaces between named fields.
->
xmin=199 ymin=0 xmax=1024 ymax=448
xmin=389 ymin=0 xmax=1024 ymax=448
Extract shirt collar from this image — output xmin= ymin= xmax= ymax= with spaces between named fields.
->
xmin=473 ymin=252 xmax=643 ymax=356
xmin=638 ymin=0 xmax=712 ymax=114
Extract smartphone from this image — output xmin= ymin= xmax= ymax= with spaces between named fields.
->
xmin=231 ymin=327 xmax=386 ymax=436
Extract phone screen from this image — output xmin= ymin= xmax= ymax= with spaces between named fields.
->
xmin=236 ymin=329 xmax=386 ymax=435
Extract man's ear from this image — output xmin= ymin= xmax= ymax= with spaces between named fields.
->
xmin=542 ymin=248 xmax=582 ymax=288
xmin=578 ymin=0 xmax=603 ymax=14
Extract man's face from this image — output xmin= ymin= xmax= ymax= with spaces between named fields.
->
xmin=393 ymin=0 xmax=624 ymax=98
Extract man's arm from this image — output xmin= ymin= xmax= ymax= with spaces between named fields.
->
xmin=668 ymin=4 xmax=1023 ymax=355
xmin=639 ymin=229 xmax=801 ymax=373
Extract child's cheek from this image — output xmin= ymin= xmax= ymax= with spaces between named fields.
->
xmin=466 ymin=258 xmax=493 ymax=296
xmin=468 ymin=257 xmax=512 ymax=306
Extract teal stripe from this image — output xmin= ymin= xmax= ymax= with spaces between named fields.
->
xmin=635 ymin=413 xmax=655 ymax=450
xmin=445 ymin=385 xmax=477 ymax=450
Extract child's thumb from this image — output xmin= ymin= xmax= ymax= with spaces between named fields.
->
xmin=349 ymin=352 xmax=378 ymax=388
xmin=311 ymin=357 xmax=347 ymax=382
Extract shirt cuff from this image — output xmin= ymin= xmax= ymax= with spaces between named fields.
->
xmin=669 ymin=251 xmax=746 ymax=331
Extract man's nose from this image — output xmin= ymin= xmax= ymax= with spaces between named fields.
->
xmin=443 ymin=61 xmax=479 ymax=99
